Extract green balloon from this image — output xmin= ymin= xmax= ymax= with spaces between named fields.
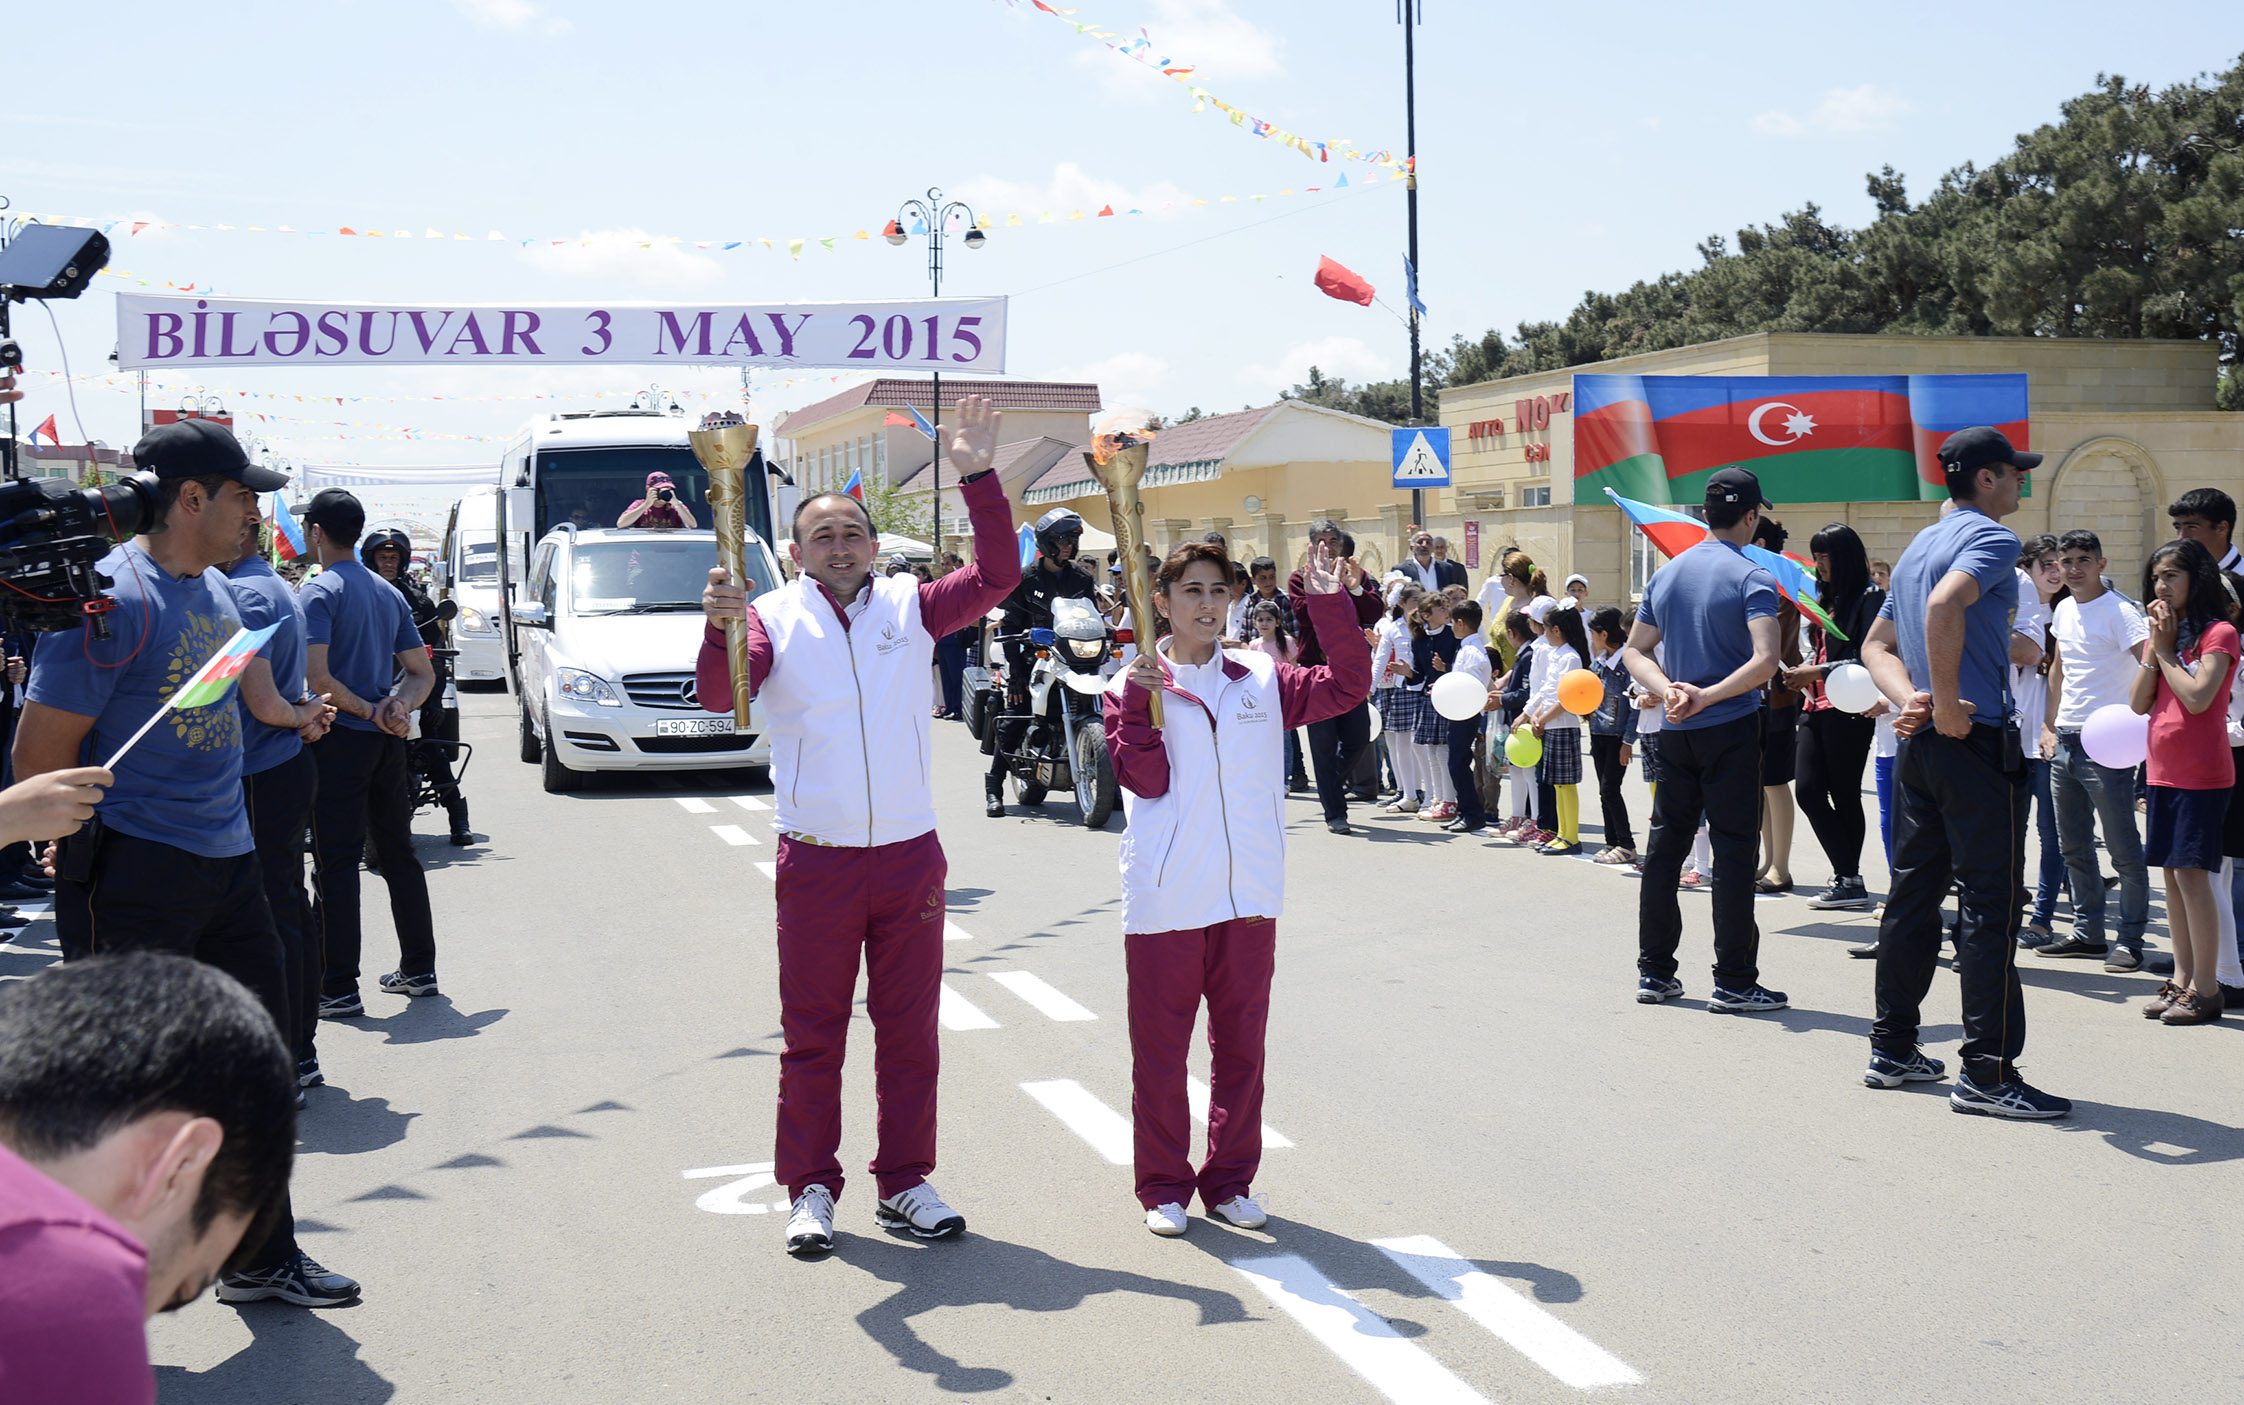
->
xmin=1504 ymin=727 xmax=1543 ymax=769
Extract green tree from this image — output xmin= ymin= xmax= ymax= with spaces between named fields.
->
xmin=860 ymin=473 xmax=931 ymax=543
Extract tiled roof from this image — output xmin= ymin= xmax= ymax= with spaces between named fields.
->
xmin=1024 ymin=403 xmax=1278 ymax=499
xmin=775 ymin=378 xmax=1104 ymax=436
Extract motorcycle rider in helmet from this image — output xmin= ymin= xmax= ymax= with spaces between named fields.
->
xmin=361 ymin=531 xmax=474 ymax=846
xmin=986 ymin=508 xmax=1098 ymax=817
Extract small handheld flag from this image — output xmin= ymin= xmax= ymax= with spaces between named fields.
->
xmin=1605 ymin=488 xmax=1846 ymax=640
xmin=1019 ymin=524 xmax=1038 ymax=569
xmin=842 ymin=468 xmax=865 ymax=503
xmin=271 ymin=495 xmax=306 ymax=561
xmin=30 ymin=414 xmax=58 ymax=448
xmin=103 ymin=624 xmax=280 ymax=768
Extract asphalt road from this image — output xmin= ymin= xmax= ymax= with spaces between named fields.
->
xmin=67 ymin=686 xmax=2244 ymax=1402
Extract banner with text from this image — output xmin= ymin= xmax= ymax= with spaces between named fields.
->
xmin=116 ymin=293 xmax=1008 ymax=372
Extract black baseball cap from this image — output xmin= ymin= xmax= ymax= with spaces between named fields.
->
xmin=1705 ymin=466 xmax=1772 ymax=510
xmin=1939 ymin=426 xmax=2042 ymax=479
xmin=130 ymin=418 xmax=290 ymax=491
xmin=299 ymin=487 xmax=366 ymax=543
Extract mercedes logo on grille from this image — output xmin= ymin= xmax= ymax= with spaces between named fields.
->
xmin=680 ymin=679 xmax=698 ymax=706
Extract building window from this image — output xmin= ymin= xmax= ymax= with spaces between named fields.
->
xmin=1520 ymin=485 xmax=1551 ymax=508
xmin=1629 ymin=524 xmax=1658 ymax=600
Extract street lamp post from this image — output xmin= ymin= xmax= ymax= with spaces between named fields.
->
xmin=1399 ymin=0 xmax=1426 ymax=533
xmin=887 ymin=188 xmax=986 ymax=550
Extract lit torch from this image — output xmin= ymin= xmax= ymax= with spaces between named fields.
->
xmin=689 ymin=410 xmax=759 ymax=732
xmin=1087 ymin=408 xmax=1162 ymax=727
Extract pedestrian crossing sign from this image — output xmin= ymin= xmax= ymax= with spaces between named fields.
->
xmin=1391 ymin=427 xmax=1451 ymax=488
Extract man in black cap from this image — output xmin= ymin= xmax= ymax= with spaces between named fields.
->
xmin=296 ymin=488 xmax=439 ymax=1019
xmin=10 ymin=417 xmax=360 ymax=1306
xmin=1859 ymin=426 xmax=2068 ymax=1118
xmin=1621 ymin=466 xmax=1787 ymax=1013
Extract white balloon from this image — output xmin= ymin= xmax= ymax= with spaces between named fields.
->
xmin=1430 ymin=671 xmax=1485 ymax=722
xmin=1824 ymin=662 xmax=1880 ymax=714
xmin=1366 ymin=704 xmax=1383 ymax=741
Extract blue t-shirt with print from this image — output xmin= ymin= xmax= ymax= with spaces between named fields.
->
xmin=1878 ymin=505 xmax=2019 ymax=728
xmin=225 ymin=555 xmax=308 ymax=776
xmin=299 ymin=558 xmax=423 ymax=731
xmin=1636 ymin=537 xmax=1782 ymax=732
xmin=26 ymin=542 xmax=252 ymax=859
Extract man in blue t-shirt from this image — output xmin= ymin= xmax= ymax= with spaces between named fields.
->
xmin=296 ymin=489 xmax=439 ymax=1016
xmin=12 ymin=417 xmax=360 ymax=1307
xmin=227 ymin=523 xmax=337 ymax=1091
xmin=1861 ymin=427 xmax=2067 ymax=1120
xmin=1621 ymin=466 xmax=1785 ymax=1012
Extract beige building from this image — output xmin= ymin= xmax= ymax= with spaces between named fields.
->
xmin=771 ymin=377 xmax=1103 ymax=505
xmin=1430 ymin=332 xmax=2244 ymax=600
xmin=1020 ymin=400 xmax=1411 ymax=573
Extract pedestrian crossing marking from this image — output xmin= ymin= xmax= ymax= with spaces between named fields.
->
xmin=1373 ymin=1235 xmax=1643 ymax=1389
xmin=1186 ymin=1075 xmax=1293 ymax=1148
xmin=710 ymin=824 xmax=760 ymax=846
xmin=1020 ymin=1079 xmax=1132 ymax=1164
xmin=986 ymin=970 xmax=1097 ymax=1021
xmin=944 ymin=921 xmax=975 ymax=943
xmin=753 ymin=862 xmax=777 ymax=880
xmin=1231 ymin=1255 xmax=1488 ymax=1404
xmin=938 ymin=982 xmax=1000 ymax=1031
xmin=728 ymin=795 xmax=768 ymax=811
xmin=681 ymin=1160 xmax=787 ymax=1215
xmin=676 ymin=797 xmax=717 ymax=814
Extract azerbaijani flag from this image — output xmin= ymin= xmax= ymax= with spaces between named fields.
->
xmin=1575 ymin=374 xmax=2030 ymax=506
xmin=103 ymin=623 xmax=281 ymax=767
xmin=842 ymin=467 xmax=865 ymax=503
xmin=270 ymin=494 xmax=306 ymax=561
xmin=1605 ymin=488 xmax=1846 ymax=640
xmin=883 ymin=405 xmax=937 ymax=439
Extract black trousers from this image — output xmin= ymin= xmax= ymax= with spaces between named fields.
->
xmin=1874 ymin=725 xmax=2029 ymax=1083
xmin=1446 ymin=716 xmax=1486 ymax=826
xmin=1590 ymin=732 xmax=1635 ymax=851
xmin=56 ymin=829 xmax=297 ymax=1271
xmin=1637 ymin=713 xmax=1763 ymax=986
xmin=1796 ymin=707 xmax=1875 ymax=880
xmin=312 ymin=725 xmax=436 ymax=995
xmin=1305 ymin=700 xmax=1372 ymax=823
xmin=936 ymin=636 xmax=969 ymax=716
xmin=245 ymin=748 xmax=319 ymax=1064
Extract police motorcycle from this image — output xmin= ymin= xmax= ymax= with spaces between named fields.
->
xmin=979 ymin=596 xmax=1125 ymax=828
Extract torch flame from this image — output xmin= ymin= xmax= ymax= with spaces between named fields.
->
xmin=1090 ymin=407 xmax=1160 ymax=467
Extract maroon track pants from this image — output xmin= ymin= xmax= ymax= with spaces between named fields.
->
xmin=773 ymin=830 xmax=947 ymax=1202
xmin=1125 ymin=916 xmax=1276 ymax=1211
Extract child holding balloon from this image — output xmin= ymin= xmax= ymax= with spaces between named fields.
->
xmin=1522 ymin=599 xmax=1592 ymax=856
xmin=1371 ymin=584 xmax=1425 ymax=811
xmin=1587 ymin=607 xmax=1640 ymax=865
xmin=2128 ymin=538 xmax=2239 ymax=1025
xmin=1495 ymin=610 xmax=1545 ymax=841
xmin=1409 ymin=594 xmax=1463 ymax=823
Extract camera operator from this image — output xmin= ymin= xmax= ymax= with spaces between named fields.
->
xmin=297 ymin=490 xmax=440 ymax=1017
xmin=985 ymin=508 xmax=1098 ymax=818
xmin=0 ymin=953 xmax=298 ymax=1401
xmin=361 ymin=528 xmax=473 ymax=846
xmin=228 ymin=519 xmax=337 ymax=1094
xmin=616 ymin=470 xmax=696 ymax=529
xmin=10 ymin=418 xmax=359 ymax=1308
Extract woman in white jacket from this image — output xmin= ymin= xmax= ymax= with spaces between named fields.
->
xmin=1103 ymin=539 xmax=1372 ymax=1237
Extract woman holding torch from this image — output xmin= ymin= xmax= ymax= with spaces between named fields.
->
xmin=1103 ymin=537 xmax=1371 ymax=1236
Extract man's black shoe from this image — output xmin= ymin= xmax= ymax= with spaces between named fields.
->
xmin=2036 ymin=935 xmax=2108 ymax=960
xmin=2220 ymin=984 xmax=2244 ymax=1011
xmin=0 ymin=878 xmax=45 ymax=900
xmin=10 ymin=868 xmax=53 ymax=892
xmin=1847 ymin=940 xmax=1879 ymax=959
xmin=445 ymin=798 xmax=473 ymax=847
xmin=1443 ymin=818 xmax=1487 ymax=833
xmin=0 ymin=909 xmax=27 ymax=930
xmin=1325 ymin=819 xmax=1350 ymax=835
xmin=984 ymin=780 xmax=1005 ymax=819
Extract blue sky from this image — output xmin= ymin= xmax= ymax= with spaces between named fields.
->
xmin=6 ymin=0 xmax=2240 ymax=466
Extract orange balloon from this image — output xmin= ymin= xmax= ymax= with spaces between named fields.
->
xmin=1558 ymin=667 xmax=1604 ymax=715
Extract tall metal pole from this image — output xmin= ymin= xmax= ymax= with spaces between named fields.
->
xmin=1402 ymin=0 xmax=1424 ymax=531
xmin=930 ymin=212 xmax=942 ymax=550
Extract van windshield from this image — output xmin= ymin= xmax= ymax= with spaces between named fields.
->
xmin=459 ymin=540 xmax=499 ymax=582
xmin=570 ymin=537 xmax=780 ymax=615
xmin=533 ymin=444 xmax=776 ymax=545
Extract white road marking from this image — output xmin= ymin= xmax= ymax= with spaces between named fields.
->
xmin=1019 ymin=1079 xmax=1132 ymax=1165
xmin=986 ymin=970 xmax=1097 ymax=1021
xmin=710 ymin=824 xmax=760 ymax=847
xmin=1230 ymin=1255 xmax=1489 ymax=1405
xmin=943 ymin=920 xmax=975 ymax=943
xmin=675 ymin=797 xmax=717 ymax=814
xmin=1186 ymin=1075 xmax=1294 ymax=1149
xmin=753 ymin=862 xmax=777 ymax=881
xmin=938 ymin=982 xmax=999 ymax=1031
xmin=1373 ymin=1235 xmax=1643 ymax=1390
xmin=680 ymin=1160 xmax=786 ymax=1215
xmin=729 ymin=795 xmax=768 ymax=811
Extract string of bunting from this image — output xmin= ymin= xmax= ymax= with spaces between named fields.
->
xmin=994 ymin=0 xmax=1405 ymax=173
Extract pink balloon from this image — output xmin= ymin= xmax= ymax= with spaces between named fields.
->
xmin=2081 ymin=703 xmax=2149 ymax=770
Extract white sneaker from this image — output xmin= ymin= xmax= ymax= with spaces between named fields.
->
xmin=1211 ymin=1194 xmax=1268 ymax=1229
xmin=875 ymin=1181 xmax=966 ymax=1239
xmin=786 ymin=1184 xmax=835 ymax=1256
xmin=1145 ymin=1202 xmax=1188 ymax=1236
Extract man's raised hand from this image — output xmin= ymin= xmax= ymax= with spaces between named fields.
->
xmin=703 ymin=566 xmax=752 ymax=626
xmin=948 ymin=395 xmax=1002 ymax=479
xmin=1301 ymin=543 xmax=1341 ymax=595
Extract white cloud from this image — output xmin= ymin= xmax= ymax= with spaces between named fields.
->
xmin=956 ymin=162 xmax=1195 ymax=221
xmin=1051 ymin=351 xmax=1172 ymax=409
xmin=516 ymin=230 xmax=722 ymax=290
xmin=1237 ymin=336 xmax=1393 ymax=397
xmin=1751 ymin=84 xmax=1910 ymax=138
xmin=450 ymin=0 xmax=571 ymax=35
xmin=1075 ymin=0 xmax=1283 ymax=98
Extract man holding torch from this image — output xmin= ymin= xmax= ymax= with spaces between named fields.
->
xmin=697 ymin=396 xmax=1019 ymax=1257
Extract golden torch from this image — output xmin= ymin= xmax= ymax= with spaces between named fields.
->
xmin=1086 ymin=409 xmax=1162 ymax=727
xmin=689 ymin=410 xmax=759 ymax=732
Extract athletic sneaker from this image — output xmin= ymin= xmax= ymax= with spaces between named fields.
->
xmin=2018 ymin=923 xmax=2055 ymax=949
xmin=1145 ymin=1202 xmax=1188 ymax=1237
xmin=1211 ymin=1194 xmax=1268 ymax=1229
xmin=786 ymin=1185 xmax=836 ymax=1256
xmin=2102 ymin=945 xmax=2144 ymax=973
xmin=1949 ymin=1072 xmax=2071 ymax=1120
xmin=378 ymin=971 xmax=440 ymax=997
xmin=297 ymin=1057 xmax=324 ymax=1089
xmin=1635 ymin=975 xmax=1683 ymax=1004
xmin=1707 ymin=984 xmax=1789 ymax=1013
xmin=1806 ymin=877 xmax=1874 ymax=911
xmin=1864 ymin=1045 xmax=1947 ymax=1089
xmin=876 ymin=1182 xmax=966 ymax=1240
xmin=316 ymin=992 xmax=363 ymax=1020
xmin=1419 ymin=802 xmax=1458 ymax=823
xmin=215 ymin=1251 xmax=361 ymax=1306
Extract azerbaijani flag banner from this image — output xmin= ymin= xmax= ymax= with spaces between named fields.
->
xmin=842 ymin=467 xmax=865 ymax=503
xmin=1605 ymin=489 xmax=1847 ymax=640
xmin=103 ymin=623 xmax=281 ymax=767
xmin=270 ymin=494 xmax=306 ymax=561
xmin=1574 ymin=374 xmax=2030 ymax=505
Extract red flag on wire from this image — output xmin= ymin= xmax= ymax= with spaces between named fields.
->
xmin=30 ymin=415 xmax=58 ymax=447
xmin=1313 ymin=256 xmax=1374 ymax=306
